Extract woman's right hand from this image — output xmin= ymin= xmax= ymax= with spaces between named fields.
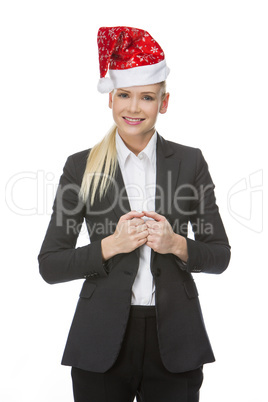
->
xmin=101 ymin=211 xmax=148 ymax=261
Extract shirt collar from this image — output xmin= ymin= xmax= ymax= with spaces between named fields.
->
xmin=116 ymin=130 xmax=157 ymax=168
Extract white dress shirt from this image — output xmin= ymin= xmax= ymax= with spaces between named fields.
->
xmin=116 ymin=131 xmax=157 ymax=305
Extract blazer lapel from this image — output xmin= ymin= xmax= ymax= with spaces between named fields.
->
xmin=155 ymin=133 xmax=181 ymax=216
xmin=106 ymin=162 xmax=131 ymax=221
xmin=106 ymin=165 xmax=141 ymax=259
xmin=151 ymin=133 xmax=181 ymax=267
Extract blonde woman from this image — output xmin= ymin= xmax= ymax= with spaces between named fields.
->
xmin=38 ymin=26 xmax=231 ymax=402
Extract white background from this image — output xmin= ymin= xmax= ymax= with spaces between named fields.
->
xmin=1 ymin=0 xmax=267 ymax=401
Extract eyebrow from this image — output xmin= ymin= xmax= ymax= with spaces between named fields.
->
xmin=118 ymin=88 xmax=157 ymax=95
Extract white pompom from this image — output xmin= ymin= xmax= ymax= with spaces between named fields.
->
xmin=97 ymin=77 xmax=114 ymax=93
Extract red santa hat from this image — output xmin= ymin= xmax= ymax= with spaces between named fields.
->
xmin=97 ymin=26 xmax=170 ymax=93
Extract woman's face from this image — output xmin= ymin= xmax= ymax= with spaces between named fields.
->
xmin=109 ymin=83 xmax=169 ymax=145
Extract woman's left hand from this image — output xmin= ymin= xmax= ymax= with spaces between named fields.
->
xmin=143 ymin=211 xmax=188 ymax=262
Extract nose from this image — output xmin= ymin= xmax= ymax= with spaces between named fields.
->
xmin=127 ymin=96 xmax=141 ymax=114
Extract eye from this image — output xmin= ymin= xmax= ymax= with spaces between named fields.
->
xmin=142 ymin=95 xmax=154 ymax=101
xmin=117 ymin=92 xmax=129 ymax=98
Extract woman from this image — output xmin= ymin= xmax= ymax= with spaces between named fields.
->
xmin=38 ymin=26 xmax=231 ymax=402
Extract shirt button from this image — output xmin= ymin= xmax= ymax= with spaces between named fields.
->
xmin=138 ymin=153 xmax=144 ymax=160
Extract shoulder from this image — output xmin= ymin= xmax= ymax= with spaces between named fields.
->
xmin=157 ymin=134 xmax=208 ymax=180
xmin=157 ymin=133 xmax=203 ymax=160
xmin=67 ymin=148 xmax=90 ymax=168
xmin=169 ymin=139 xmax=200 ymax=154
xmin=62 ymin=148 xmax=90 ymax=184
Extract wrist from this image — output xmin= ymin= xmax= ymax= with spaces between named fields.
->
xmin=101 ymin=234 xmax=118 ymax=262
xmin=171 ymin=234 xmax=188 ymax=263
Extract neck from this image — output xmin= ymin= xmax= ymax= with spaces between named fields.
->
xmin=118 ymin=131 xmax=155 ymax=156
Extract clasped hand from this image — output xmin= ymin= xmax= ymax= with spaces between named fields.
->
xmin=113 ymin=210 xmax=177 ymax=255
xmin=102 ymin=211 xmax=188 ymax=262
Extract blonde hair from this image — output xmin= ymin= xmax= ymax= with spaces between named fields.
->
xmin=79 ymin=81 xmax=167 ymax=205
xmin=79 ymin=123 xmax=118 ymax=205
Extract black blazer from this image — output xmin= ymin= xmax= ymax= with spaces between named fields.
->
xmin=38 ymin=133 xmax=230 ymax=373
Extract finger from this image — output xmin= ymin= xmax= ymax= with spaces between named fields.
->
xmin=145 ymin=220 xmax=162 ymax=231
xmin=137 ymin=230 xmax=149 ymax=240
xmin=128 ymin=223 xmax=148 ymax=237
xmin=136 ymin=224 xmax=148 ymax=234
xmin=142 ymin=211 xmax=165 ymax=221
xmin=147 ymin=227 xmax=158 ymax=235
xmin=120 ymin=211 xmax=145 ymax=221
xmin=137 ymin=237 xmax=148 ymax=247
xmin=130 ymin=218 xmax=146 ymax=226
xmin=146 ymin=237 xmax=155 ymax=249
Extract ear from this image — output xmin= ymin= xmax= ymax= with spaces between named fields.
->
xmin=108 ymin=91 xmax=113 ymax=109
xmin=159 ymin=92 xmax=170 ymax=114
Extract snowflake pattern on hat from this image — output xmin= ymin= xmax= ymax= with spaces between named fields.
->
xmin=97 ymin=26 xmax=165 ymax=78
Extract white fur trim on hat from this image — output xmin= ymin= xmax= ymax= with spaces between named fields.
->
xmin=98 ymin=60 xmax=170 ymax=93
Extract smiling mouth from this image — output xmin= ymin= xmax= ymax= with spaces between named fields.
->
xmin=123 ymin=117 xmax=145 ymax=122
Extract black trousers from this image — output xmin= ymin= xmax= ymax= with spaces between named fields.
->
xmin=71 ymin=306 xmax=203 ymax=402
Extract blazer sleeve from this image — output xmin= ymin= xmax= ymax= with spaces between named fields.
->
xmin=176 ymin=149 xmax=231 ymax=275
xmin=38 ymin=155 xmax=108 ymax=284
